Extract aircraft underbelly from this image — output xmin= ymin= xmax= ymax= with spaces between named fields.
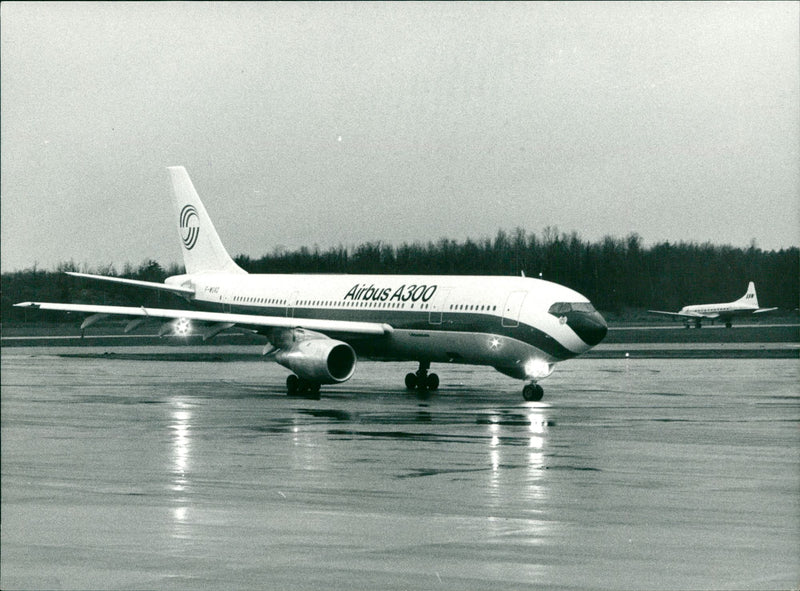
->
xmin=353 ymin=329 xmax=549 ymax=366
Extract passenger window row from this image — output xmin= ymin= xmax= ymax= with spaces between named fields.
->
xmin=295 ymin=300 xmax=420 ymax=309
xmin=449 ymin=304 xmax=497 ymax=312
xmin=228 ymin=294 xmax=497 ymax=314
xmin=232 ymin=296 xmax=286 ymax=305
xmin=229 ymin=296 xmax=433 ymax=310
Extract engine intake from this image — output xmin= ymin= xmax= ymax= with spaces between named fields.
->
xmin=274 ymin=338 xmax=357 ymax=384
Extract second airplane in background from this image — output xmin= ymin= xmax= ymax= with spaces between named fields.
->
xmin=648 ymin=282 xmax=777 ymax=328
xmin=16 ymin=167 xmax=608 ymax=400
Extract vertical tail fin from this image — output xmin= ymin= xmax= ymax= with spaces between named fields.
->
xmin=167 ymin=166 xmax=246 ymax=275
xmin=737 ymin=282 xmax=759 ymax=307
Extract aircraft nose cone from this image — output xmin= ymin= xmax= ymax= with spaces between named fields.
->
xmin=566 ymin=310 xmax=608 ymax=346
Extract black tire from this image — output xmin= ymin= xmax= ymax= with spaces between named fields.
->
xmin=426 ymin=373 xmax=440 ymax=391
xmin=405 ymin=373 xmax=417 ymax=390
xmin=523 ymin=383 xmax=544 ymax=402
xmin=286 ymin=374 xmax=299 ymax=395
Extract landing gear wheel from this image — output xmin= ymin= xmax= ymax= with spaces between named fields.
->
xmin=522 ymin=383 xmax=544 ymax=402
xmin=287 ymin=374 xmax=299 ymax=395
xmin=725 ymin=321 xmax=732 ymax=328
xmin=405 ymin=362 xmax=438 ymax=392
xmin=426 ymin=373 xmax=439 ymax=391
xmin=306 ymin=382 xmax=321 ymax=400
xmin=286 ymin=375 xmax=321 ymax=399
xmin=405 ymin=373 xmax=417 ymax=390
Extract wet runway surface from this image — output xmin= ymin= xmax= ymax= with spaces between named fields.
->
xmin=2 ymin=354 xmax=798 ymax=590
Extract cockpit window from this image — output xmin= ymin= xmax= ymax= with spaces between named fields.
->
xmin=548 ymin=302 xmax=597 ymax=315
xmin=548 ymin=302 xmax=570 ymax=315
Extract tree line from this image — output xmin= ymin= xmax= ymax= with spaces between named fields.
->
xmin=2 ymin=229 xmax=797 ymax=322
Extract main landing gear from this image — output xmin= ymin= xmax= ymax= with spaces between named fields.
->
xmin=405 ymin=361 xmax=440 ymax=392
xmin=286 ymin=374 xmax=321 ymax=400
xmin=522 ymin=382 xmax=544 ymax=402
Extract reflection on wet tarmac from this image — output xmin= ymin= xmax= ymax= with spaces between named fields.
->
xmin=171 ymin=401 xmax=192 ymax=539
xmin=1 ymin=356 xmax=798 ymax=590
xmin=171 ymin=404 xmax=191 ymax=489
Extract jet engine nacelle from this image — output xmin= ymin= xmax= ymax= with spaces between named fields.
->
xmin=274 ymin=338 xmax=357 ymax=384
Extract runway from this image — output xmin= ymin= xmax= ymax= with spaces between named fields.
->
xmin=3 ymin=321 xmax=798 ymax=359
xmin=1 ymin=353 xmax=798 ymax=590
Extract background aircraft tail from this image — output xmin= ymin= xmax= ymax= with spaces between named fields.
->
xmin=168 ymin=166 xmax=246 ymax=275
xmin=736 ymin=281 xmax=759 ymax=307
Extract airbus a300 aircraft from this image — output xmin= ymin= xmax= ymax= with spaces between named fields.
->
xmin=648 ymin=282 xmax=777 ymax=328
xmin=16 ymin=167 xmax=607 ymax=400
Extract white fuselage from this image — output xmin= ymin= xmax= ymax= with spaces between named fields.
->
xmin=168 ymin=272 xmax=605 ymax=377
xmin=680 ymin=301 xmax=758 ymax=318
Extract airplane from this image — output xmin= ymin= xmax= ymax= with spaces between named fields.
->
xmin=15 ymin=166 xmax=608 ymax=401
xmin=648 ymin=282 xmax=777 ymax=328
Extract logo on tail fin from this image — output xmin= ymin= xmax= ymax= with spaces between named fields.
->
xmin=179 ymin=205 xmax=199 ymax=250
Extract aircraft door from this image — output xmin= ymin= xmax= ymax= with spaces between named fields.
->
xmin=502 ymin=291 xmax=527 ymax=327
xmin=428 ymin=288 xmax=452 ymax=325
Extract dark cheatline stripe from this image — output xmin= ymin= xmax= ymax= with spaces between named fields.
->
xmin=192 ymin=301 xmax=578 ymax=360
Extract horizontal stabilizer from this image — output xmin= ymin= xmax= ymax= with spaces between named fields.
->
xmin=14 ymin=301 xmax=393 ymax=336
xmin=753 ymin=307 xmax=778 ymax=314
xmin=66 ymin=272 xmax=195 ymax=296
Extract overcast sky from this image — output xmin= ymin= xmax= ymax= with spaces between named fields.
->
xmin=2 ymin=1 xmax=798 ymax=272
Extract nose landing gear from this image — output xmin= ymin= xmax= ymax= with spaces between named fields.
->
xmin=405 ymin=361 xmax=439 ymax=391
xmin=522 ymin=382 xmax=544 ymax=401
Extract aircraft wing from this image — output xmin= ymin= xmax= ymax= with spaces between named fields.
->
xmin=14 ymin=302 xmax=392 ymax=336
xmin=647 ymin=310 xmax=707 ymax=319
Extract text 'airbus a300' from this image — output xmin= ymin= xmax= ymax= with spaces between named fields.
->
xmin=16 ymin=167 xmax=607 ymax=400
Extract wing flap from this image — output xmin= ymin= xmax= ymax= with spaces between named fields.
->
xmin=14 ymin=302 xmax=392 ymax=336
